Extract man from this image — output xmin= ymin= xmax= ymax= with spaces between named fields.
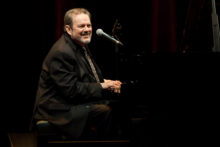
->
xmin=33 ymin=8 xmax=122 ymax=139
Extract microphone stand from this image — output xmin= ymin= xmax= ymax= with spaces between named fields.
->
xmin=211 ymin=0 xmax=220 ymax=52
xmin=114 ymin=44 xmax=119 ymax=79
xmin=112 ymin=19 xmax=122 ymax=79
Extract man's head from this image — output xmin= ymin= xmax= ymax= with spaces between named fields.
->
xmin=64 ymin=8 xmax=92 ymax=47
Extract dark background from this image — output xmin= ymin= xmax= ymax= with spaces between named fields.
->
xmin=1 ymin=0 xmax=220 ymax=146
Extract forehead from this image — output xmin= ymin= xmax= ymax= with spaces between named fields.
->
xmin=72 ymin=13 xmax=91 ymax=25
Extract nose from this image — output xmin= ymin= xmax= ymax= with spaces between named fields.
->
xmin=84 ymin=27 xmax=89 ymax=31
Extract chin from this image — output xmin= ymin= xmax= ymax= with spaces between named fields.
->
xmin=82 ymin=39 xmax=91 ymax=45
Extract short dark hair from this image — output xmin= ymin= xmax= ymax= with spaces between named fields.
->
xmin=64 ymin=8 xmax=91 ymax=31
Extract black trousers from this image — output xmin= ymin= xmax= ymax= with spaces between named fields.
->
xmin=81 ymin=104 xmax=113 ymax=139
xmin=53 ymin=103 xmax=126 ymax=140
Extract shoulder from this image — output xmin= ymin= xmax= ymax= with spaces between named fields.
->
xmin=50 ymin=35 xmax=76 ymax=57
xmin=43 ymin=34 xmax=81 ymax=64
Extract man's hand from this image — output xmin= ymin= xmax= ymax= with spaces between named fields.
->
xmin=100 ymin=79 xmax=122 ymax=93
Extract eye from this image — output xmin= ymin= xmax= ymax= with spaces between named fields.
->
xmin=78 ymin=24 xmax=91 ymax=29
xmin=79 ymin=24 xmax=85 ymax=28
xmin=87 ymin=24 xmax=91 ymax=28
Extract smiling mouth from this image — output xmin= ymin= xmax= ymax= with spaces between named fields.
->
xmin=82 ymin=35 xmax=90 ymax=39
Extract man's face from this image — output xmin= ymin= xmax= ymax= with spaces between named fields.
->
xmin=69 ymin=13 xmax=92 ymax=46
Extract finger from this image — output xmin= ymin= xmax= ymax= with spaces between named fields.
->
xmin=113 ymin=88 xmax=120 ymax=93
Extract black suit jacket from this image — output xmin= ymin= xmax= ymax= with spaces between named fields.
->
xmin=33 ymin=33 xmax=109 ymax=138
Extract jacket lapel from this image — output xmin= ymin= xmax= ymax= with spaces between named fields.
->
xmin=64 ymin=34 xmax=97 ymax=81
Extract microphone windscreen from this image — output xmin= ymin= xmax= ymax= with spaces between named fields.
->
xmin=96 ymin=29 xmax=103 ymax=36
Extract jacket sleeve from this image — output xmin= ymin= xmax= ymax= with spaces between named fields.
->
xmin=48 ymin=49 xmax=103 ymax=103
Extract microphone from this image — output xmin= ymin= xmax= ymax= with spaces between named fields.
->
xmin=96 ymin=28 xmax=123 ymax=46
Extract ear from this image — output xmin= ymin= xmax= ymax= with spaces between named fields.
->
xmin=65 ymin=25 xmax=72 ymax=36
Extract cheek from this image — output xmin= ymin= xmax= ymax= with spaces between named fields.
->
xmin=72 ymin=31 xmax=80 ymax=38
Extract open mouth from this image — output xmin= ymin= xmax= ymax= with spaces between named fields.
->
xmin=82 ymin=35 xmax=90 ymax=39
